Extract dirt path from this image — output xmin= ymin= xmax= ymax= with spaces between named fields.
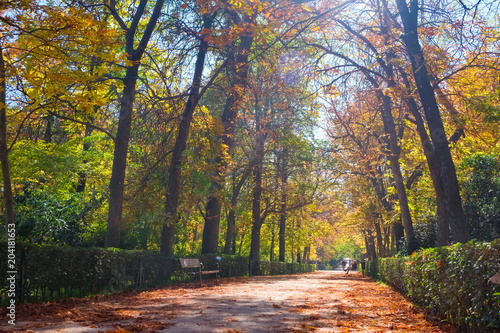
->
xmin=1 ymin=270 xmax=453 ymax=333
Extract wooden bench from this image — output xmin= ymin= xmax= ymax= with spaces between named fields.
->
xmin=179 ymin=258 xmax=220 ymax=283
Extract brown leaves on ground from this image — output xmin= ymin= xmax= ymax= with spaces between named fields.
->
xmin=1 ymin=271 xmax=454 ymax=332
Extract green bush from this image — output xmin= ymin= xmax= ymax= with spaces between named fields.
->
xmin=364 ymin=259 xmax=379 ymax=279
xmin=0 ymin=242 xmax=169 ymax=304
xmin=374 ymin=240 xmax=500 ymax=332
xmin=461 ymin=154 xmax=500 ymax=242
xmin=260 ymin=261 xmax=316 ymax=275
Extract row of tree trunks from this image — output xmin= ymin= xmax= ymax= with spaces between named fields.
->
xmin=364 ymin=229 xmax=377 ymax=261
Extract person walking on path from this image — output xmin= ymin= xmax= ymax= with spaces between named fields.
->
xmin=345 ymin=262 xmax=351 ymax=274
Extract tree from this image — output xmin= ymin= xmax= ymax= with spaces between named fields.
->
xmin=160 ymin=10 xmax=217 ymax=259
xmin=395 ymin=0 xmax=469 ymax=244
xmin=201 ymin=7 xmax=257 ymax=254
xmin=0 ymin=45 xmax=13 ymax=236
xmin=1 ymin=1 xmax=119 ymax=240
xmin=105 ymin=0 xmax=166 ymax=247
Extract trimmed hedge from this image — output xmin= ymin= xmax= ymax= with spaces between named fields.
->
xmin=0 ymin=242 xmax=315 ymax=305
xmin=365 ymin=240 xmax=500 ymax=332
xmin=0 ymin=242 xmax=170 ymax=304
xmin=260 ymin=261 xmax=316 ymax=275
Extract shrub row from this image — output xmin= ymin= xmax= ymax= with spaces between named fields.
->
xmin=0 ymin=242 xmax=170 ymax=304
xmin=365 ymin=240 xmax=500 ymax=332
xmin=260 ymin=260 xmax=316 ymax=275
xmin=0 ymin=242 xmax=315 ymax=305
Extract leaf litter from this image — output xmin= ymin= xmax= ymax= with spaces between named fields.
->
xmin=1 ymin=271 xmax=454 ymax=332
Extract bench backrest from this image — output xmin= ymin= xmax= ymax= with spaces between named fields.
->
xmin=179 ymin=258 xmax=201 ymax=269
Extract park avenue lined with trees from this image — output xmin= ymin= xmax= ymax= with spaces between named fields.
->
xmin=1 ymin=0 xmax=500 ymax=329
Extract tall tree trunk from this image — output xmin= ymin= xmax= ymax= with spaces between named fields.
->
xmin=364 ymin=230 xmax=377 ymax=261
xmin=0 ymin=46 xmax=14 ymax=236
xmin=43 ymin=116 xmax=52 ymax=143
xmin=368 ymin=174 xmax=404 ymax=252
xmin=278 ymin=148 xmax=288 ymax=262
xmin=160 ymin=14 xmax=213 ymax=259
xmin=384 ymin=226 xmax=391 ymax=257
xmin=249 ymin=126 xmax=266 ymax=276
xmin=302 ymin=246 xmax=310 ymax=264
xmin=201 ymin=17 xmax=255 ymax=254
xmin=392 ymin=220 xmax=405 ymax=252
xmin=374 ymin=220 xmax=384 ymax=258
xmin=377 ymin=90 xmax=417 ymax=252
xmin=224 ymin=208 xmax=236 ymax=254
xmin=106 ymin=64 xmax=139 ymax=247
xmin=223 ymin=165 xmax=251 ymax=254
xmin=270 ymin=220 xmax=275 ymax=261
xmin=398 ymin=69 xmax=449 ymax=245
xmin=395 ymin=0 xmax=469 ymax=243
xmin=105 ymin=0 xmax=165 ymax=247
xmin=364 ymin=68 xmax=417 ymax=252
xmin=76 ymin=123 xmax=93 ymax=193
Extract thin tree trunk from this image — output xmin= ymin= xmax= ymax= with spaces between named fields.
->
xmin=367 ymin=74 xmax=417 ymax=252
xmin=302 ymin=246 xmax=310 ymax=264
xmin=76 ymin=123 xmax=93 ymax=193
xmin=384 ymin=226 xmax=391 ymax=257
xmin=395 ymin=0 xmax=469 ymax=243
xmin=278 ymin=148 xmax=288 ymax=262
xmin=249 ymin=128 xmax=266 ymax=276
xmin=375 ymin=220 xmax=384 ymax=258
xmin=225 ymin=210 xmax=236 ymax=255
xmin=0 ymin=46 xmax=14 ymax=236
xmin=224 ymin=167 xmax=251 ymax=254
xmin=270 ymin=220 xmax=275 ymax=261
xmin=391 ymin=226 xmax=396 ymax=255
